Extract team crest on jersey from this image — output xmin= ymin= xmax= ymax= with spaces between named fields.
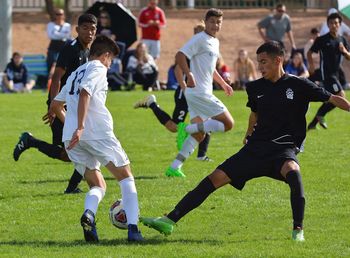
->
xmin=286 ymin=88 xmax=294 ymax=100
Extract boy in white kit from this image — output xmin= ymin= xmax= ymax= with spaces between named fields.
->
xmin=166 ymin=9 xmax=234 ymax=177
xmin=49 ymin=35 xmax=143 ymax=242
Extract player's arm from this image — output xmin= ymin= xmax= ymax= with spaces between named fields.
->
xmin=213 ymin=69 xmax=233 ymax=96
xmin=307 ymin=49 xmax=315 ymax=75
xmin=50 ymin=67 xmax=66 ymax=100
xmin=243 ymin=111 xmax=257 ymax=144
xmin=328 ymin=95 xmax=350 ymax=112
xmin=67 ymin=89 xmax=90 ymax=150
xmin=339 ymin=42 xmax=350 ymax=60
xmin=174 ymin=64 xmax=187 ymax=90
xmin=48 ymin=100 xmax=66 ymax=124
xmin=175 ymin=51 xmax=194 ymax=87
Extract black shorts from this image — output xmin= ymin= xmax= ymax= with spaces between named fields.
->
xmin=51 ymin=118 xmax=64 ymax=146
xmin=217 ymin=141 xmax=299 ymax=190
xmin=172 ymin=87 xmax=188 ymax=124
xmin=323 ymin=75 xmax=343 ymax=94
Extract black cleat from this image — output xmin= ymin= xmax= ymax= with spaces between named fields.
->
xmin=80 ymin=209 xmax=99 ymax=242
xmin=127 ymin=224 xmax=144 ymax=242
xmin=317 ymin=116 xmax=328 ymax=129
xmin=13 ymin=132 xmax=32 ymax=161
xmin=64 ymin=188 xmax=83 ymax=194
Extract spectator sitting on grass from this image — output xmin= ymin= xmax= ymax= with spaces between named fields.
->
xmin=2 ymin=52 xmax=34 ymax=93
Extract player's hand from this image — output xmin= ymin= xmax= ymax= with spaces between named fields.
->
xmin=339 ymin=42 xmax=347 ymax=54
xmin=186 ymin=72 xmax=195 ymax=88
xmin=42 ymin=111 xmax=56 ymax=126
xmin=67 ymin=128 xmax=83 ymax=150
xmin=223 ymin=83 xmax=234 ymax=96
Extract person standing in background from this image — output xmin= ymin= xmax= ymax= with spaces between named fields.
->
xmin=138 ymin=0 xmax=166 ymax=60
xmin=46 ymin=8 xmax=71 ymax=81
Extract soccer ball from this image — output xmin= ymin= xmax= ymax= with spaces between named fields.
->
xmin=109 ymin=199 xmax=128 ymax=230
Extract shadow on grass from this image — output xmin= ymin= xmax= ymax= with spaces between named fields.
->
xmin=19 ymin=176 xmax=158 ymax=185
xmin=0 ymin=237 xmax=222 ymax=247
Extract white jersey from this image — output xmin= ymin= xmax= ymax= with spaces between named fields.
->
xmin=55 ymin=60 xmax=114 ymax=142
xmin=180 ymin=31 xmax=220 ymax=95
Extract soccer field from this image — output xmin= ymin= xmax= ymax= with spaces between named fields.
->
xmin=0 ymin=90 xmax=349 ymax=257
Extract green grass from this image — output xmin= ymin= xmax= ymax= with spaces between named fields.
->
xmin=0 ymin=90 xmax=349 ymax=257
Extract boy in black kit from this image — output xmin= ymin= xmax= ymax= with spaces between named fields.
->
xmin=13 ymin=14 xmax=97 ymax=194
xmin=140 ymin=41 xmax=350 ymax=241
xmin=307 ymin=12 xmax=350 ymax=129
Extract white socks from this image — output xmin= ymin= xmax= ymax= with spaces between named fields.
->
xmin=186 ymin=120 xmax=225 ymax=134
xmin=119 ymin=177 xmax=139 ymax=225
xmin=171 ymin=136 xmax=198 ymax=169
xmin=84 ymin=186 xmax=106 ymax=215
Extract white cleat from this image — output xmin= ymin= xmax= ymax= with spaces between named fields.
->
xmin=133 ymin=95 xmax=157 ymax=109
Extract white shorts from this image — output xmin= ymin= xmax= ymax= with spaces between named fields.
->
xmin=64 ymin=137 xmax=130 ymax=177
xmin=185 ymin=92 xmax=228 ymax=120
xmin=142 ymin=39 xmax=160 ymax=59
xmin=13 ymin=83 xmax=25 ymax=91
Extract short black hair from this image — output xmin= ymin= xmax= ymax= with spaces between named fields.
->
xmin=256 ymin=41 xmax=285 ymax=57
xmin=205 ymin=8 xmax=223 ymax=21
xmin=90 ymin=35 xmax=119 ymax=57
xmin=327 ymin=12 xmax=342 ymax=24
xmin=78 ymin=13 xmax=97 ymax=26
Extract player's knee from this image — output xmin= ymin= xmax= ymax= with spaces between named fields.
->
xmin=224 ymin=117 xmax=234 ymax=131
xmin=192 ymin=132 xmax=205 ymax=142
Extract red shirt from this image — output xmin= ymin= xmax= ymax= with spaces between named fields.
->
xmin=138 ymin=6 xmax=166 ymax=40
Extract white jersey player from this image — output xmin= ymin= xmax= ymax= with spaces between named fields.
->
xmin=50 ymin=35 xmax=144 ymax=242
xmin=165 ymin=8 xmax=235 ymax=177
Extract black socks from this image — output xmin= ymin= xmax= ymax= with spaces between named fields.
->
xmin=149 ymin=103 xmax=171 ymax=125
xmin=286 ymin=170 xmax=305 ymax=229
xmin=167 ymin=177 xmax=216 ymax=223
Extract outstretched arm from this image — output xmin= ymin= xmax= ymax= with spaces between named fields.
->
xmin=328 ymin=95 xmax=350 ymax=111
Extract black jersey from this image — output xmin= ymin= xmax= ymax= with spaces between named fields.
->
xmin=246 ymin=74 xmax=331 ymax=148
xmin=56 ymin=38 xmax=89 ymax=87
xmin=310 ymin=33 xmax=349 ymax=80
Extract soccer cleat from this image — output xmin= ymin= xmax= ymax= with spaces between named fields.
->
xmin=196 ymin=156 xmax=213 ymax=162
xmin=165 ymin=166 xmax=186 ymax=177
xmin=64 ymin=188 xmax=83 ymax=194
xmin=80 ymin=209 xmax=99 ymax=242
xmin=317 ymin=116 xmax=327 ymax=129
xmin=176 ymin=122 xmax=189 ymax=150
xmin=13 ymin=132 xmax=32 ymax=161
xmin=307 ymin=123 xmax=317 ymax=130
xmin=133 ymin=94 xmax=156 ymax=109
xmin=292 ymin=227 xmax=305 ymax=242
xmin=140 ymin=216 xmax=174 ymax=236
xmin=127 ymin=224 xmax=144 ymax=242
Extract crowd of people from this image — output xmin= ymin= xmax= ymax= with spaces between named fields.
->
xmin=8 ymin=1 xmax=350 ymax=244
xmin=4 ymin=2 xmax=350 ymax=95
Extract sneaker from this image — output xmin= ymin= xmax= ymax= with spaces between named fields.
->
xmin=292 ymin=227 xmax=305 ymax=242
xmin=176 ymin=122 xmax=188 ymax=150
xmin=64 ymin=188 xmax=83 ymax=194
xmin=127 ymin=224 xmax=144 ymax=242
xmin=133 ymin=95 xmax=156 ymax=109
xmin=13 ymin=132 xmax=32 ymax=161
xmin=140 ymin=216 xmax=174 ymax=236
xmin=80 ymin=209 xmax=99 ymax=242
xmin=307 ymin=123 xmax=317 ymax=130
xmin=196 ymin=156 xmax=213 ymax=162
xmin=317 ymin=116 xmax=327 ymax=129
xmin=165 ymin=166 xmax=186 ymax=177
